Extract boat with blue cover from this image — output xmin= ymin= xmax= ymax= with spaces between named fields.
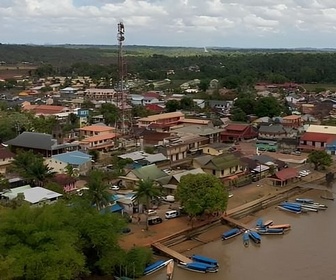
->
xmin=243 ymin=230 xmax=249 ymax=247
xmin=222 ymin=228 xmax=242 ymax=240
xmin=256 ymin=218 xmax=264 ymax=228
xmin=249 ymin=230 xmax=261 ymax=244
xmin=143 ymin=259 xmax=173 ymax=276
xmin=256 ymin=228 xmax=284 ymax=235
xmin=191 ymin=254 xmax=218 ymax=267
xmin=177 ymin=261 xmax=218 ymax=273
xmin=278 ymin=205 xmax=301 ymax=214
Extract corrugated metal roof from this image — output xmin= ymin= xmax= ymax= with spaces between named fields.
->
xmin=51 ymin=151 xmax=92 ymax=165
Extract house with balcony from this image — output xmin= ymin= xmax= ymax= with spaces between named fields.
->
xmin=79 ymin=133 xmax=117 ymax=151
xmin=221 ymin=123 xmax=258 ymax=142
xmin=137 ymin=111 xmax=185 ymax=131
xmin=158 ymin=135 xmax=208 ymax=161
xmin=0 ymin=146 xmax=15 ymax=174
xmin=282 ymin=115 xmax=302 ymax=128
xmin=193 ymin=153 xmax=244 ymax=180
xmin=79 ymin=124 xmax=115 ymax=138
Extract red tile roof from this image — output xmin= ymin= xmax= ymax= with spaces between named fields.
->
xmin=224 ymin=124 xmax=249 ymax=132
xmin=300 ymin=132 xmax=336 ymax=143
xmin=0 ymin=147 xmax=14 ymax=160
xmin=274 ymin=168 xmax=298 ymax=181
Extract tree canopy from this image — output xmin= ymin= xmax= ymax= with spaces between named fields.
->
xmin=176 ymin=174 xmax=228 ymax=220
xmin=308 ymin=150 xmax=332 ymax=170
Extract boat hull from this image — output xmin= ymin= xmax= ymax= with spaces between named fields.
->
xmin=257 ymin=228 xmax=284 ymax=235
xmin=243 ymin=231 xmax=249 ymax=247
xmin=177 ymin=262 xmax=218 ymax=273
xmin=191 ymin=254 xmax=218 ymax=267
xmin=249 ymin=231 xmax=261 ymax=244
xmin=222 ymin=228 xmax=242 ymax=240
xmin=144 ymin=259 xmax=173 ymax=276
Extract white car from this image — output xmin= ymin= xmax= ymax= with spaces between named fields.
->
xmin=109 ymin=185 xmax=120 ymax=191
xmin=145 ymin=209 xmax=157 ymax=216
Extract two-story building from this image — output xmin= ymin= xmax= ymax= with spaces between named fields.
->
xmin=282 ymin=115 xmax=302 ymax=128
xmin=79 ymin=124 xmax=117 ymax=151
xmin=84 ymin=88 xmax=116 ymax=100
xmin=193 ymin=153 xmax=244 ymax=180
xmin=221 ymin=123 xmax=258 ymax=142
xmin=137 ymin=111 xmax=185 ymax=131
xmin=299 ymin=125 xmax=336 ymax=152
xmin=79 ymin=125 xmax=115 ymax=138
xmin=0 ymin=146 xmax=15 ymax=174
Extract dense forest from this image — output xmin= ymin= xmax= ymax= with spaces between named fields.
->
xmin=2 ymin=44 xmax=336 ymax=85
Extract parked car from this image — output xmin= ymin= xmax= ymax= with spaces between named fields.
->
xmin=291 ymin=151 xmax=301 ymax=156
xmin=109 ymin=185 xmax=120 ymax=191
xmin=145 ymin=209 xmax=157 ymax=216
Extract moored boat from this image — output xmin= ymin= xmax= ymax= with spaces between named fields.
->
xmin=222 ymin=228 xmax=242 ymax=240
xmin=268 ymin=224 xmax=291 ymax=230
xmin=191 ymin=254 xmax=218 ymax=267
xmin=166 ymin=259 xmax=174 ymax=280
xmin=144 ymin=259 xmax=173 ymax=276
xmin=321 ymin=195 xmax=334 ymax=201
xmin=243 ymin=230 xmax=249 ymax=247
xmin=249 ymin=230 xmax=261 ymax=244
xmin=277 ymin=205 xmax=301 ymax=214
xmin=177 ymin=261 xmax=218 ymax=273
xmin=264 ymin=220 xmax=273 ymax=227
xmin=295 ymin=198 xmax=314 ymax=204
xmin=256 ymin=228 xmax=284 ymax=235
xmin=256 ymin=218 xmax=264 ymax=228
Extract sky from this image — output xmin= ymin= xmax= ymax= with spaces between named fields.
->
xmin=2 ymin=0 xmax=336 ymax=48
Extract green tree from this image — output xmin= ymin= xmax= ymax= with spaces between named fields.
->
xmin=134 ymin=179 xmax=161 ymax=230
xmin=120 ymin=247 xmax=153 ymax=278
xmin=254 ymin=96 xmax=283 ymax=118
xmin=132 ymin=105 xmax=151 ymax=118
xmin=176 ymin=174 xmax=228 ymax=226
xmin=11 ymin=150 xmax=55 ymax=186
xmin=230 ymin=107 xmax=247 ymax=122
xmin=165 ymin=100 xmax=181 ymax=112
xmin=99 ymin=103 xmax=119 ymax=125
xmin=234 ymin=97 xmax=256 ymax=115
xmin=308 ymin=150 xmax=332 ymax=170
xmin=84 ymin=170 xmax=110 ymax=211
xmin=180 ymin=97 xmax=194 ymax=110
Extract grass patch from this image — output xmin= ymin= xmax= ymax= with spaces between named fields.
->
xmin=301 ymin=83 xmax=336 ymax=91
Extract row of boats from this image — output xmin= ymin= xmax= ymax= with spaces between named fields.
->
xmin=278 ymin=198 xmax=328 ymax=214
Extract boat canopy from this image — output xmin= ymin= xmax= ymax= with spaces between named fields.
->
xmin=192 ymin=254 xmax=218 ymax=266
xmin=144 ymin=260 xmax=165 ymax=274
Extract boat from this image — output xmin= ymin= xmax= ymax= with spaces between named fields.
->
xmin=222 ymin=228 xmax=242 ymax=240
xmin=280 ymin=202 xmax=302 ymax=212
xmin=256 ymin=218 xmax=264 ymax=228
xmin=256 ymin=228 xmax=284 ymax=235
xmin=191 ymin=254 xmax=218 ymax=267
xmin=268 ymin=224 xmax=291 ymax=230
xmin=249 ymin=230 xmax=261 ymax=244
xmin=264 ymin=220 xmax=273 ymax=227
xmin=144 ymin=259 xmax=173 ymax=276
xmin=177 ymin=261 xmax=218 ymax=273
xmin=277 ymin=205 xmax=301 ymax=214
xmin=166 ymin=259 xmax=174 ymax=280
xmin=301 ymin=206 xmax=318 ymax=212
xmin=321 ymin=195 xmax=334 ymax=201
xmin=243 ymin=230 xmax=249 ymax=247
xmin=295 ymin=198 xmax=314 ymax=204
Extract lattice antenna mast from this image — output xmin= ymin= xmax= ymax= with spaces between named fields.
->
xmin=117 ymin=21 xmax=125 ymax=135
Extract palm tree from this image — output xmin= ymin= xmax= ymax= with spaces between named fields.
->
xmin=11 ymin=150 xmax=55 ymax=186
xmin=85 ymin=170 xmax=110 ymax=211
xmin=134 ymin=178 xmax=161 ymax=230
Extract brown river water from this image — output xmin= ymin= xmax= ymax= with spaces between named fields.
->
xmin=143 ymin=190 xmax=336 ymax=280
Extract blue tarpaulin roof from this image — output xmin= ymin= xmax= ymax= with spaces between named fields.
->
xmin=100 ymin=203 xmax=123 ymax=214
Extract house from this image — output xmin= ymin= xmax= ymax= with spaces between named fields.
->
xmin=60 ymin=87 xmax=78 ymax=95
xmin=121 ymin=164 xmax=167 ymax=188
xmin=133 ymin=128 xmax=171 ymax=146
xmin=221 ymin=123 xmax=258 ymax=142
xmin=52 ymin=174 xmax=77 ymax=193
xmin=80 ymin=133 xmax=117 ymax=151
xmin=84 ymin=88 xmax=116 ymax=100
xmin=202 ymin=142 xmax=232 ymax=156
xmin=46 ymin=151 xmax=92 ymax=175
xmin=5 ymin=132 xmax=78 ymax=157
xmin=129 ymin=94 xmax=144 ymax=105
xmin=145 ymin=104 xmax=165 ymax=113
xmin=22 ymin=104 xmax=70 ymax=116
xmin=0 ymin=146 xmax=15 ymax=174
xmin=299 ymin=132 xmax=336 ymax=151
xmin=277 ymin=138 xmax=300 ymax=153
xmin=282 ymin=115 xmax=302 ymax=128
xmin=258 ymin=124 xmax=297 ymax=140
xmin=79 ymin=124 xmax=115 ymax=138
xmin=1 ymin=185 xmax=62 ymax=206
xmin=158 ymin=135 xmax=208 ymax=161
xmin=270 ymin=168 xmax=299 ymax=186
xmin=207 ymin=100 xmax=233 ymax=111
xmin=193 ymin=153 xmax=244 ymax=180
xmin=171 ymin=125 xmax=224 ymax=144
xmin=137 ymin=111 xmax=185 ymax=131
xmin=142 ymin=96 xmax=159 ymax=105
xmin=118 ymin=151 xmax=168 ymax=166
xmin=180 ymin=118 xmax=210 ymax=126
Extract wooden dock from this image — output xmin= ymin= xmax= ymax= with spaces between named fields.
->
xmin=221 ymin=215 xmax=249 ymax=230
xmin=152 ymin=242 xmax=191 ymax=264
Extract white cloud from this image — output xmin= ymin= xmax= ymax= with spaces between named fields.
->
xmin=1 ymin=0 xmax=336 ymax=47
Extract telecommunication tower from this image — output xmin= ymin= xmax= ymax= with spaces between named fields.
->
xmin=117 ymin=21 xmax=125 ymax=135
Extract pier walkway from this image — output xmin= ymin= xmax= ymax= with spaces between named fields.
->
xmin=221 ymin=215 xmax=249 ymax=230
xmin=152 ymin=242 xmax=191 ymax=264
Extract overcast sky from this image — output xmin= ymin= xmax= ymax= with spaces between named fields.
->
xmin=2 ymin=0 xmax=336 ymax=48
